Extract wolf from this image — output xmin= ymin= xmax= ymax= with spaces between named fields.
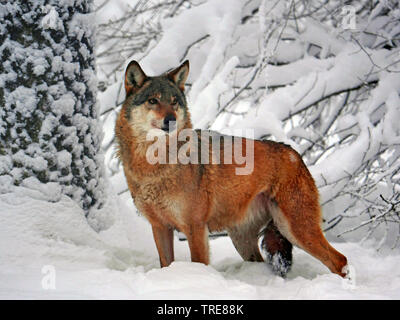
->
xmin=115 ymin=60 xmax=348 ymax=278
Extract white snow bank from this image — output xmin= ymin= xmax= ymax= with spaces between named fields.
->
xmin=0 ymin=188 xmax=399 ymax=299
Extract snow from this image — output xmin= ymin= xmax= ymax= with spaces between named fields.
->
xmin=41 ymin=6 xmax=64 ymax=31
xmin=192 ymin=56 xmax=240 ymax=127
xmin=57 ymin=150 xmax=72 ymax=168
xmin=1 ymin=0 xmax=399 ymax=300
xmin=1 ymin=185 xmax=399 ymax=300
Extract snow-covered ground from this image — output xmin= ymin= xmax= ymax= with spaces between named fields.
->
xmin=1 ymin=0 xmax=399 ymax=301
xmin=1 ymin=184 xmax=399 ymax=300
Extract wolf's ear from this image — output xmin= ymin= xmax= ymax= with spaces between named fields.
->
xmin=125 ymin=61 xmax=147 ymax=95
xmin=167 ymin=60 xmax=189 ymax=92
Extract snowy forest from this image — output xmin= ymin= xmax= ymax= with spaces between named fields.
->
xmin=0 ymin=0 xmax=400 ymax=299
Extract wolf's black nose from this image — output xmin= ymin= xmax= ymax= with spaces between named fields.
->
xmin=162 ymin=114 xmax=176 ymax=131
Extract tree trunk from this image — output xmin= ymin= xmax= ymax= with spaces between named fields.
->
xmin=0 ymin=0 xmax=104 ymax=212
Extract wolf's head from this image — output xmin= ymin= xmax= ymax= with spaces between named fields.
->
xmin=122 ymin=60 xmax=191 ymax=138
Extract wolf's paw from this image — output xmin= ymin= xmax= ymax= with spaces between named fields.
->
xmin=266 ymin=252 xmax=292 ymax=278
xmin=260 ymin=221 xmax=293 ymax=278
xmin=341 ymin=264 xmax=356 ymax=289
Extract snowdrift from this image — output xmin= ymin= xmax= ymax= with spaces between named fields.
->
xmin=1 ymin=183 xmax=399 ymax=299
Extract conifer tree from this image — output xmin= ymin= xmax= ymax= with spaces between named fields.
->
xmin=0 ymin=0 xmax=104 ymax=212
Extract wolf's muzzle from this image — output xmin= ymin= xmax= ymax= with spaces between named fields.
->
xmin=162 ymin=114 xmax=176 ymax=132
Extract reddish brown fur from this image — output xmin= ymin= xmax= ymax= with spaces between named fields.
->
xmin=262 ymin=221 xmax=292 ymax=258
xmin=115 ymin=61 xmax=348 ymax=277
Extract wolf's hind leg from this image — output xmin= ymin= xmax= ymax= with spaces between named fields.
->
xmin=260 ymin=221 xmax=293 ymax=277
xmin=273 ymin=185 xmax=348 ymax=277
xmin=227 ymin=193 xmax=274 ymax=262
xmin=228 ymin=224 xmax=264 ymax=262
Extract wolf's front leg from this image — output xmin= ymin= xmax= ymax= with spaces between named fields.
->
xmin=186 ymin=224 xmax=210 ymax=265
xmin=151 ymin=224 xmax=174 ymax=267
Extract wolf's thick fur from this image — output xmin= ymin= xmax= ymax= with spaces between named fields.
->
xmin=115 ymin=60 xmax=348 ymax=277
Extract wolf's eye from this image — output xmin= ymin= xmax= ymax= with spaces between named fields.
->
xmin=171 ymin=97 xmax=178 ymax=110
xmin=148 ymin=98 xmax=158 ymax=105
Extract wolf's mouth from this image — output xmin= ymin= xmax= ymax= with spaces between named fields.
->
xmin=150 ymin=120 xmax=176 ymax=133
xmin=150 ymin=120 xmax=162 ymax=130
xmin=161 ymin=122 xmax=176 ymax=132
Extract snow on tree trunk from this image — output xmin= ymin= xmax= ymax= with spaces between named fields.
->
xmin=0 ymin=0 xmax=105 ymax=213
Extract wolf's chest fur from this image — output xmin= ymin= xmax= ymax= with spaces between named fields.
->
xmin=134 ymin=178 xmax=185 ymax=227
xmin=120 ymin=142 xmax=196 ymax=228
